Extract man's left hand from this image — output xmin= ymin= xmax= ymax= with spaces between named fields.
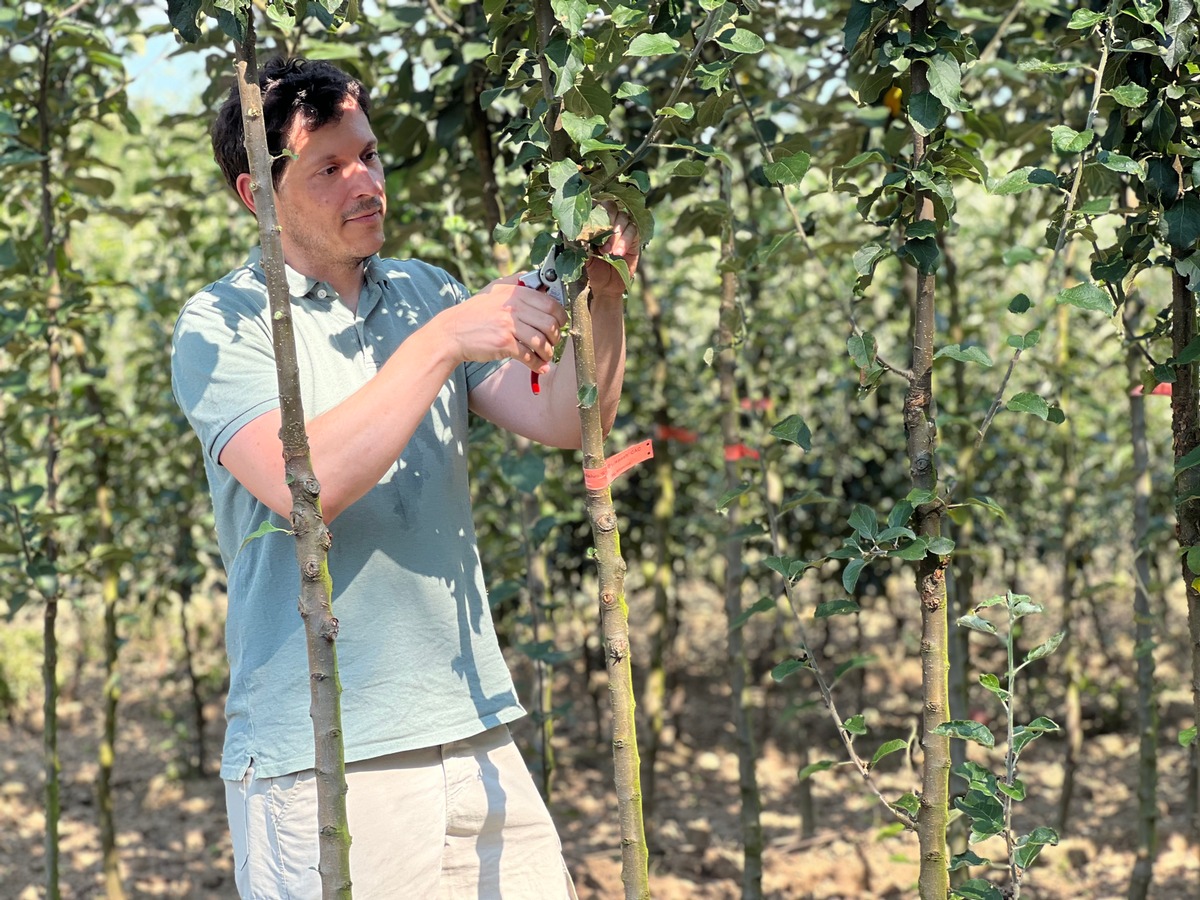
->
xmin=585 ymin=203 xmax=640 ymax=304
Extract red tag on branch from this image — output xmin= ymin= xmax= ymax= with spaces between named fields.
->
xmin=724 ymin=443 xmax=760 ymax=461
xmin=740 ymin=397 xmax=773 ymax=412
xmin=1131 ymin=383 xmax=1172 ymax=396
xmin=654 ymin=423 xmax=699 ymax=444
xmin=583 ymin=439 xmax=655 ymax=490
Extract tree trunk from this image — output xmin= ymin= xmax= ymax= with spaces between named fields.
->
xmin=1056 ymin=305 xmax=1083 ymax=836
xmin=717 ymin=171 xmax=764 ymax=900
xmin=640 ymin=264 xmax=679 ymax=832
xmin=943 ymin=232 xmax=972 ymax=886
xmin=1170 ymin=261 xmax=1200 ymax=843
xmin=37 ymin=26 xmax=62 ymax=899
xmin=233 ymin=26 xmax=351 ymax=897
xmin=1127 ymin=298 xmax=1158 ymax=899
xmin=908 ymin=8 xmax=951 ymax=896
xmin=567 ymin=274 xmax=650 ymax=898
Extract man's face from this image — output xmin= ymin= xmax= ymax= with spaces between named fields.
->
xmin=274 ymin=96 xmax=386 ymax=276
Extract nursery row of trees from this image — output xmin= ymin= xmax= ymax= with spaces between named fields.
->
xmin=1 ymin=1 xmax=1198 ymax=898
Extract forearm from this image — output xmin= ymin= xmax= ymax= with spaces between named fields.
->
xmin=222 ymin=320 xmax=458 ymax=523
xmin=546 ymin=291 xmax=626 ymax=440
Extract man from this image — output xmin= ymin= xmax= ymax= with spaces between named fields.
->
xmin=171 ymin=57 xmax=637 ymax=898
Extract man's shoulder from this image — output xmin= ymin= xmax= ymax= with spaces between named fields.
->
xmin=179 ymin=264 xmax=269 ymax=319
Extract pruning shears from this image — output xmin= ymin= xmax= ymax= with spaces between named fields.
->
xmin=518 ymin=246 xmax=566 ymax=395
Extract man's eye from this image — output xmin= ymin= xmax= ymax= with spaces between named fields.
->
xmin=364 ymin=150 xmax=380 ymax=162
xmin=320 ymin=165 xmax=338 ymax=176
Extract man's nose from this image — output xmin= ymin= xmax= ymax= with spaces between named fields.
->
xmin=347 ymin=160 xmax=382 ymax=194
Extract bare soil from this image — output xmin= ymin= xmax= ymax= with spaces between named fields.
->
xmin=1 ymin=579 xmax=1197 ymax=899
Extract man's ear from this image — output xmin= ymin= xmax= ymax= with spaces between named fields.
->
xmin=235 ymin=173 xmax=258 ymax=216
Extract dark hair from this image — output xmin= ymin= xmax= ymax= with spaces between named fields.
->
xmin=211 ymin=57 xmax=371 ymax=194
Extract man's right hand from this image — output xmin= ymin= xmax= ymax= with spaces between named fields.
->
xmin=436 ymin=275 xmax=568 ymax=374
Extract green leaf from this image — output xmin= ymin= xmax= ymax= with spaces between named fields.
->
xmin=714 ymin=27 xmax=766 ymax=54
xmin=1050 ymin=125 xmax=1093 ymax=154
xmin=730 ymin=595 xmax=776 ymax=631
xmin=1056 ymin=282 xmax=1113 ymax=313
xmin=1007 ymin=329 xmax=1041 ymax=350
xmin=1095 ymin=150 xmax=1145 ymax=178
xmin=657 ymin=103 xmax=695 ymax=120
xmin=960 ymin=496 xmax=1008 ymax=525
xmin=1014 ymin=826 xmax=1059 ymax=870
xmin=869 ymin=739 xmax=909 ymax=770
xmin=935 ymin=344 xmax=993 ymax=367
xmin=948 ymin=849 xmax=990 ymax=872
xmin=979 ymin=673 xmax=1010 ymax=700
xmin=908 ymin=90 xmax=945 ymax=137
xmin=615 ymin=82 xmax=650 ymax=104
xmin=843 ymin=714 xmax=867 ymax=736
xmin=560 ymin=111 xmax=605 ymax=143
xmin=1024 ymin=631 xmax=1065 ymax=664
xmin=958 ymin=614 xmax=997 ymax=635
xmin=934 ymin=720 xmax=996 ymax=748
xmin=548 ymin=160 xmax=592 ymax=240
xmin=798 ymin=759 xmax=835 ymax=781
xmin=927 ymin=536 xmax=955 ymax=555
xmin=1181 ymin=725 xmax=1197 ymax=748
xmin=1176 ymin=444 xmax=1200 ymax=475
xmin=843 ymin=558 xmax=867 ymax=593
xmin=899 ymin=236 xmax=941 ymax=275
xmin=1109 ymin=83 xmax=1150 ymax=108
xmin=847 ymin=332 xmax=877 ymax=368
xmin=952 ymin=879 xmax=1005 ymax=900
xmin=1012 ymin=716 xmax=1061 ymax=756
xmin=238 ymin=520 xmax=292 ymax=554
xmin=815 ymin=599 xmax=861 ymax=619
xmin=1068 ymin=8 xmax=1107 ymax=29
xmin=577 ymin=381 xmax=598 ymax=409
xmin=907 ymin=489 xmax=936 ymax=505
xmin=1007 ymin=392 xmax=1050 ymax=420
xmin=717 ymin=482 xmax=752 ymax=512
xmin=892 ymin=792 xmax=920 ymax=819
xmin=771 ymin=657 xmax=809 ymax=683
xmin=890 ymin=538 xmax=929 ymax=561
xmin=764 ymin=151 xmax=812 ymax=186
xmin=770 ymin=414 xmax=812 ymax=450
xmin=989 ymin=167 xmax=1051 ymax=196
xmin=926 ymin=52 xmax=967 ymax=112
xmin=1163 ymin=197 xmax=1200 ymax=251
xmin=848 ymin=504 xmax=877 ymax=539
xmin=626 ymin=33 xmax=679 ymax=56
xmin=997 ymin=778 xmax=1026 ymax=801
xmin=167 ymin=0 xmax=203 ymax=43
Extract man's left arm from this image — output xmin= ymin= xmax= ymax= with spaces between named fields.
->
xmin=469 ymin=211 xmax=639 ymax=449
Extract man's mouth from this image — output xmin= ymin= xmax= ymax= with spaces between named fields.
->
xmin=345 ymin=203 xmax=383 ymax=223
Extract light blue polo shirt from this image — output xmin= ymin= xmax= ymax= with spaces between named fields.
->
xmin=171 ymin=252 xmax=524 ymax=781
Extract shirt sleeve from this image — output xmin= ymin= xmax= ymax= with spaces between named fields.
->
xmin=170 ymin=284 xmax=282 ymax=466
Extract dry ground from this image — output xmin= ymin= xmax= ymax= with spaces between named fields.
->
xmin=1 ymin=576 xmax=1197 ymax=899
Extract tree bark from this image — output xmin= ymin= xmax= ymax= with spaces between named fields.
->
xmin=234 ymin=25 xmax=351 ymax=897
xmin=37 ymin=24 xmax=62 ymax=900
xmin=568 ymin=277 xmax=650 ymax=898
xmin=1170 ymin=261 xmax=1200 ymax=843
xmin=1127 ymin=298 xmax=1158 ymax=900
xmin=640 ymin=264 xmax=679 ymax=831
xmin=717 ymin=171 xmax=764 ymax=900
xmin=908 ymin=7 xmax=951 ymax=896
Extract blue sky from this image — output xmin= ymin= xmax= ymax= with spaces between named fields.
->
xmin=125 ymin=32 xmax=207 ymax=113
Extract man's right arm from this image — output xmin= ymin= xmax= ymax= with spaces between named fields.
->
xmin=217 ymin=278 xmax=567 ymax=523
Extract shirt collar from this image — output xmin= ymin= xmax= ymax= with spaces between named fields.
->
xmin=243 ymin=248 xmax=388 ymax=302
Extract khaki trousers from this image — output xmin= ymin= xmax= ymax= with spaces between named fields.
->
xmin=225 ymin=725 xmax=577 ymax=899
